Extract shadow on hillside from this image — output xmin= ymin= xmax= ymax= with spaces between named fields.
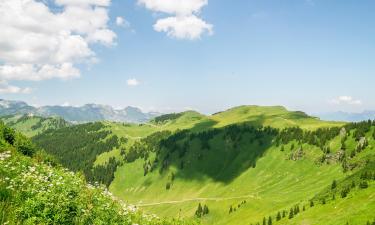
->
xmin=190 ymin=119 xmax=218 ymax=132
xmin=155 ymin=116 xmax=277 ymax=184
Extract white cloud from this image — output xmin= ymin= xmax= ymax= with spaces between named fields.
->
xmin=138 ymin=0 xmax=207 ymax=15
xmin=127 ymin=78 xmax=140 ymax=86
xmin=154 ymin=15 xmax=212 ymax=40
xmin=116 ymin=16 xmax=130 ymax=28
xmin=0 ymin=0 xmax=116 ymax=93
xmin=0 ymin=81 xmax=32 ymax=94
xmin=330 ymin=96 xmax=362 ymax=105
xmin=138 ymin=0 xmax=212 ymax=40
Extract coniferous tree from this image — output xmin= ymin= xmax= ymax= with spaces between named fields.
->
xmin=268 ymin=216 xmax=272 ymax=225
xmin=263 ymin=217 xmax=266 ymax=225
xmin=203 ymin=205 xmax=209 ymax=215
xmin=276 ymin=212 xmax=281 ymax=221
xmin=288 ymin=208 xmax=294 ymax=219
xmin=195 ymin=203 xmax=203 ymax=218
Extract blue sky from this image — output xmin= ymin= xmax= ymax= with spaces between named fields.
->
xmin=1 ymin=0 xmax=374 ymax=114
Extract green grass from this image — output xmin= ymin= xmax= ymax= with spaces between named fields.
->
xmin=110 ymin=146 xmax=348 ymax=225
xmin=0 ymin=127 xmax=192 ymax=225
xmin=107 ymin=113 xmax=372 ymax=225
xmin=1 ymin=114 xmax=69 ymax=137
xmin=9 ymin=105 xmax=374 ymax=225
xmin=210 ymin=105 xmax=344 ymax=129
xmin=277 ymin=184 xmax=375 ymax=225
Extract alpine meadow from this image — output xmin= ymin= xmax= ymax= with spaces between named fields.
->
xmin=0 ymin=0 xmax=374 ymax=225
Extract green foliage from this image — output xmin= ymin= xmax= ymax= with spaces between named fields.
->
xmin=3 ymin=126 xmax=15 ymax=145
xmin=276 ymin=212 xmax=281 ymax=221
xmin=152 ymin=113 xmax=184 ymax=123
xmin=32 ymin=122 xmax=120 ymax=186
xmin=0 ymin=149 xmax=191 ymax=225
xmin=194 ymin=203 xmax=209 ymax=218
xmin=1 ymin=114 xmax=70 ymax=137
xmin=267 ymin=216 xmax=272 ymax=225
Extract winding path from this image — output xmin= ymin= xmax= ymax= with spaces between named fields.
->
xmin=136 ymin=194 xmax=260 ymax=207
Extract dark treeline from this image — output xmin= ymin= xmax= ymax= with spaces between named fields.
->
xmin=87 ymin=157 xmax=120 ymax=187
xmin=344 ymin=120 xmax=375 ymax=141
xmin=152 ymin=113 xmax=184 ymax=123
xmin=33 ymin=122 xmax=120 ymax=186
xmin=276 ymin=126 xmax=342 ymax=150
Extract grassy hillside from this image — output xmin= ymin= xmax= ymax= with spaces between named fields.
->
xmin=210 ymin=105 xmax=344 ymax=129
xmin=29 ymin=106 xmax=374 ymax=224
xmin=108 ymin=121 xmax=374 ymax=225
xmin=1 ymin=114 xmax=69 ymax=137
xmin=0 ymin=120 xmax=192 ymax=224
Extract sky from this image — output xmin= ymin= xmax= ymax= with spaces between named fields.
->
xmin=0 ymin=0 xmax=374 ymax=114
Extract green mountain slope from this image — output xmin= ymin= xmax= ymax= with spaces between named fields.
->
xmin=210 ymin=105 xmax=343 ymax=129
xmin=0 ymin=120 xmax=191 ymax=224
xmin=108 ymin=121 xmax=374 ymax=225
xmin=1 ymin=114 xmax=70 ymax=137
xmin=29 ymin=106 xmax=374 ymax=225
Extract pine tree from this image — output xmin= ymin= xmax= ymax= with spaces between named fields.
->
xmin=276 ymin=212 xmax=281 ymax=221
xmin=203 ymin=205 xmax=209 ymax=215
xmin=195 ymin=203 xmax=203 ymax=218
xmin=268 ymin=216 xmax=272 ymax=225
xmin=263 ymin=217 xmax=266 ymax=225
xmin=288 ymin=208 xmax=294 ymax=219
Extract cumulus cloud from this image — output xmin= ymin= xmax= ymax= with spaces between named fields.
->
xmin=116 ymin=16 xmax=130 ymax=28
xmin=127 ymin=78 xmax=140 ymax=86
xmin=0 ymin=0 xmax=116 ymax=93
xmin=0 ymin=81 xmax=32 ymax=94
xmin=154 ymin=15 xmax=212 ymax=40
xmin=138 ymin=0 xmax=207 ymax=15
xmin=138 ymin=0 xmax=212 ymax=40
xmin=330 ymin=96 xmax=362 ymax=105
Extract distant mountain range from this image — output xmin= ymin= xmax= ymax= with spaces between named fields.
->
xmin=315 ymin=111 xmax=375 ymax=122
xmin=0 ymin=99 xmax=161 ymax=123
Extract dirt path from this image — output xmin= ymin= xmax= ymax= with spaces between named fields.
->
xmin=136 ymin=194 xmax=260 ymax=207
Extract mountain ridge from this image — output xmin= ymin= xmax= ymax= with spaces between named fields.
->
xmin=0 ymin=99 xmax=161 ymax=123
xmin=316 ymin=111 xmax=375 ymax=122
